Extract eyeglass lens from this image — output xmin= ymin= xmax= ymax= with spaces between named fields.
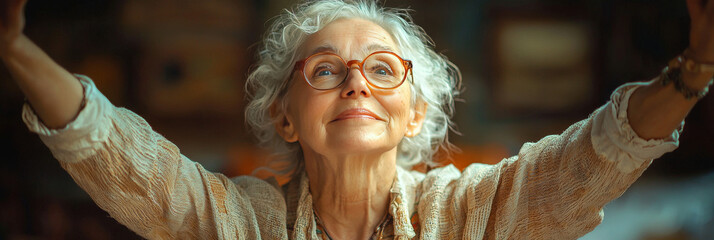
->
xmin=303 ymin=53 xmax=407 ymax=89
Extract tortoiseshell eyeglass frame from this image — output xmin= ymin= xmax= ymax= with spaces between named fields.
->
xmin=293 ymin=51 xmax=414 ymax=90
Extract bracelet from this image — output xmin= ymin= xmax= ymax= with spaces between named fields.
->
xmin=659 ymin=54 xmax=714 ymax=99
xmin=681 ymin=49 xmax=714 ymax=73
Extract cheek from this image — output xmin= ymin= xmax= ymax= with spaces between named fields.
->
xmin=381 ymin=89 xmax=413 ymax=132
xmin=298 ymin=99 xmax=328 ymax=127
xmin=288 ymin=89 xmax=333 ymax=136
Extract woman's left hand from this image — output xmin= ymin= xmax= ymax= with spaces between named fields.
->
xmin=686 ymin=0 xmax=714 ymax=62
xmin=626 ymin=0 xmax=714 ymax=140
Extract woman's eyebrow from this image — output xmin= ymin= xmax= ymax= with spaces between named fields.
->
xmin=307 ymin=44 xmax=395 ymax=57
xmin=364 ymin=44 xmax=395 ymax=53
xmin=309 ymin=45 xmax=338 ymax=55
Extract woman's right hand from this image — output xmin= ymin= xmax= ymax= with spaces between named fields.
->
xmin=1 ymin=0 xmax=83 ymax=129
xmin=0 ymin=0 xmax=27 ymax=54
xmin=0 ymin=0 xmax=28 ymax=56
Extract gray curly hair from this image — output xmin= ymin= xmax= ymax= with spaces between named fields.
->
xmin=245 ymin=0 xmax=461 ymax=176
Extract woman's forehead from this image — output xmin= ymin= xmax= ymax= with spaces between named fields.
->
xmin=305 ymin=43 xmax=397 ymax=57
xmin=299 ymin=18 xmax=401 ymax=58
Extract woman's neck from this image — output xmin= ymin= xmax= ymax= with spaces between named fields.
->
xmin=303 ymin=148 xmax=397 ymax=240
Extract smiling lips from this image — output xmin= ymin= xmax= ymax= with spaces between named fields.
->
xmin=333 ymin=108 xmax=383 ymax=122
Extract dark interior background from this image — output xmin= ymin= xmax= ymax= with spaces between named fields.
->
xmin=1 ymin=0 xmax=712 ymax=239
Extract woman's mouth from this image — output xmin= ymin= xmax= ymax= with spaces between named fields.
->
xmin=332 ymin=108 xmax=383 ymax=122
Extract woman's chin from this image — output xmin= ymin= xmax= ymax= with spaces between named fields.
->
xmin=324 ymin=132 xmax=397 ymax=155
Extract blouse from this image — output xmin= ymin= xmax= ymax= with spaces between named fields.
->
xmin=22 ymin=75 xmax=681 ymax=239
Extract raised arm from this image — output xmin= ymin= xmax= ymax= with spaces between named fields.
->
xmin=1 ymin=0 xmax=83 ymax=129
xmin=628 ymin=0 xmax=714 ymax=140
xmin=417 ymin=2 xmax=713 ymax=239
xmin=2 ymin=1 xmax=287 ymax=238
xmin=485 ymin=2 xmax=714 ymax=237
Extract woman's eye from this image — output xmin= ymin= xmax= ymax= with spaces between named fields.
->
xmin=371 ymin=66 xmax=393 ymax=76
xmin=313 ymin=65 xmax=335 ymax=77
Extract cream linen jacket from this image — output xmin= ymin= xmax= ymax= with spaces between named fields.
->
xmin=23 ymin=75 xmax=681 ymax=239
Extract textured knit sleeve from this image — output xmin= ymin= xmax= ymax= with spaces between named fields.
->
xmin=416 ymin=83 xmax=682 ymax=239
xmin=486 ymin=83 xmax=681 ymax=238
xmin=22 ymin=75 xmax=286 ymax=239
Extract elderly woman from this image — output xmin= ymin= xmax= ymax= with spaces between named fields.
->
xmin=2 ymin=0 xmax=713 ymax=239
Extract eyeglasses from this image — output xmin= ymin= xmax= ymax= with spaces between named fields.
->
xmin=293 ymin=51 xmax=413 ymax=90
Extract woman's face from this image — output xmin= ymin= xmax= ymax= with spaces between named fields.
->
xmin=275 ymin=18 xmax=426 ymax=158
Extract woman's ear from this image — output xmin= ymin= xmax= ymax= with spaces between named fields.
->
xmin=270 ymin=101 xmax=299 ymax=143
xmin=405 ymin=100 xmax=428 ymax=138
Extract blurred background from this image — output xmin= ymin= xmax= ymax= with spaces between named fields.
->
xmin=1 ymin=0 xmax=712 ymax=239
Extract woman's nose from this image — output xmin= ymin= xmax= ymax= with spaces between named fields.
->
xmin=340 ymin=62 xmax=372 ymax=98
